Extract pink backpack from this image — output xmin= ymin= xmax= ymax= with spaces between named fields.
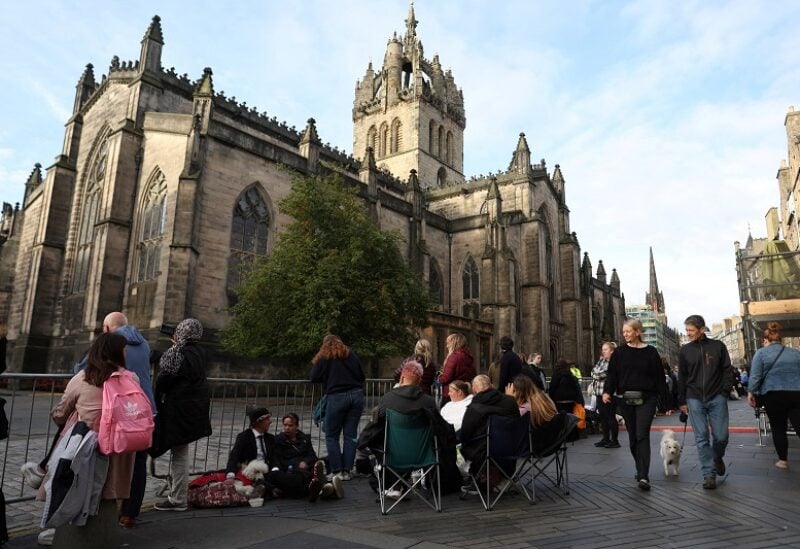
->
xmin=98 ymin=370 xmax=155 ymax=455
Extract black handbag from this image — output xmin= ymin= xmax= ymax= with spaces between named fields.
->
xmin=622 ymin=391 xmax=644 ymax=406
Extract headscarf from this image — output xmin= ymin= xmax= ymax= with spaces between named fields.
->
xmin=159 ymin=318 xmax=203 ymax=375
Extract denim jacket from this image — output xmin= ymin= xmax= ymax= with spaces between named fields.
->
xmin=748 ymin=344 xmax=800 ymax=395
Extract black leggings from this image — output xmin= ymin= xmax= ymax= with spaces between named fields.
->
xmin=597 ymin=396 xmax=619 ymax=442
xmin=764 ymin=391 xmax=800 ymax=461
xmin=617 ymin=396 xmax=658 ymax=481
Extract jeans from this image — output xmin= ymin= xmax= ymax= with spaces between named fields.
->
xmin=324 ymin=388 xmax=365 ymax=473
xmin=617 ymin=395 xmax=657 ymax=481
xmin=763 ymin=391 xmax=800 ymax=461
xmin=687 ymin=394 xmax=729 ymax=478
xmin=120 ymin=450 xmax=148 ymax=518
xmin=168 ymin=444 xmax=189 ymax=505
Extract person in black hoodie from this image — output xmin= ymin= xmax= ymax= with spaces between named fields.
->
xmin=548 ymin=359 xmax=585 ymax=414
xmin=152 ymin=318 xmax=212 ymax=511
xmin=497 ymin=336 xmax=523 ymax=391
xmin=603 ymin=319 xmax=666 ymax=491
xmin=309 ymin=335 xmax=365 ymax=481
xmin=460 ymin=375 xmax=519 ymax=476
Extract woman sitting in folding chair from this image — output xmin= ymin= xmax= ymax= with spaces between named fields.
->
xmin=506 ymin=375 xmax=558 ymax=426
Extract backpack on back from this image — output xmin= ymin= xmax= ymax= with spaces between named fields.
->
xmin=99 ymin=370 xmax=154 ymax=455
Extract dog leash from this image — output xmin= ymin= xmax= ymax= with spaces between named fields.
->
xmin=681 ymin=418 xmax=688 ymax=447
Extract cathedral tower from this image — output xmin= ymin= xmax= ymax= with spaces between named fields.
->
xmin=645 ymin=247 xmax=665 ymax=313
xmin=352 ymin=3 xmax=465 ymax=189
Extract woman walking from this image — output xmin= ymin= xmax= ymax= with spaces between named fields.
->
xmin=602 ymin=319 xmax=666 ymax=491
xmin=152 ymin=318 xmax=212 ymax=511
xmin=592 ymin=342 xmax=620 ymax=448
xmin=310 ymin=335 xmax=365 ymax=481
xmin=747 ymin=322 xmax=800 ymax=470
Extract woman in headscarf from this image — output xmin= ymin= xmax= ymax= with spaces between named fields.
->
xmin=151 ymin=318 xmax=212 ymax=511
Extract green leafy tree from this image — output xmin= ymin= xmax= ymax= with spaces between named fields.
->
xmin=222 ymin=173 xmax=431 ymax=369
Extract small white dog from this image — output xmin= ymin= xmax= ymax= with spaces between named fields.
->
xmin=660 ymin=430 xmax=682 ymax=476
xmin=234 ymin=459 xmax=270 ymax=498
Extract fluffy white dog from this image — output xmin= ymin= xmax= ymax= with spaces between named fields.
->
xmin=234 ymin=459 xmax=270 ymax=498
xmin=660 ymin=430 xmax=682 ymax=476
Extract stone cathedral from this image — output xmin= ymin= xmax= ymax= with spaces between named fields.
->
xmin=0 ymin=6 xmax=626 ymax=375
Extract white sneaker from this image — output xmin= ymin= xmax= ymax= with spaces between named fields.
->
xmin=38 ymin=528 xmax=55 ymax=546
xmin=21 ymin=462 xmax=45 ymax=489
xmin=384 ymin=489 xmax=403 ymax=499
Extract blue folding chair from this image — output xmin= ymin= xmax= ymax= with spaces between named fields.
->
xmin=373 ymin=409 xmax=441 ymax=515
xmin=466 ymin=412 xmax=534 ymax=511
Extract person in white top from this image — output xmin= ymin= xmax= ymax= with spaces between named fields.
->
xmin=440 ymin=380 xmax=473 ymax=434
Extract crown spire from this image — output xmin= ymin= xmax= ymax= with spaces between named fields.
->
xmin=405 ymin=1 xmax=418 ymax=40
xmin=645 ymin=247 xmax=665 ymax=313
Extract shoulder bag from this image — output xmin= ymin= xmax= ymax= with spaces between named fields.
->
xmin=754 ymin=345 xmax=785 ymax=407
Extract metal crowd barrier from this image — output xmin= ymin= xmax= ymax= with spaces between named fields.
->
xmin=0 ymin=373 xmax=394 ymax=505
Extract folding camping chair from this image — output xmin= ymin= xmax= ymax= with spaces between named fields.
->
xmin=530 ymin=412 xmax=578 ymax=498
xmin=466 ymin=412 xmax=534 ymax=511
xmin=373 ymin=409 xmax=441 ymax=515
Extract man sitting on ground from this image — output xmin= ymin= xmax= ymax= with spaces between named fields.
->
xmin=225 ymin=407 xmax=338 ymax=502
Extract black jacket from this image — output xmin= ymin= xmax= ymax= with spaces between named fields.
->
xmin=498 ymin=351 xmax=524 ymax=391
xmin=548 ymin=370 xmax=585 ymax=405
xmin=309 ymin=351 xmax=365 ymax=395
xmin=226 ymin=429 xmax=278 ymax=474
xmin=460 ymin=388 xmax=519 ymax=462
xmin=151 ymin=342 xmax=212 ymax=457
xmin=274 ymin=431 xmax=317 ymax=471
xmin=678 ymin=336 xmax=734 ymax=405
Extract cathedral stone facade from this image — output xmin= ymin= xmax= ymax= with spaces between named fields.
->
xmin=0 ymin=8 xmax=626 ymax=376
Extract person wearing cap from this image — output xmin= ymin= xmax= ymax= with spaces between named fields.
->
xmin=225 ymin=407 xmax=278 ymax=477
xmin=678 ymin=314 xmax=735 ymax=490
xmin=497 ymin=336 xmax=523 ymax=392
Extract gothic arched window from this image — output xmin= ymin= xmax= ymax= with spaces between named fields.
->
xmin=462 ymin=256 xmax=480 ymax=318
xmin=228 ymin=186 xmax=270 ymax=295
xmin=540 ymin=214 xmax=557 ymax=320
xmin=429 ymin=258 xmax=444 ymax=309
xmin=437 ymin=167 xmax=447 ymax=187
xmin=72 ymin=136 xmax=109 ymax=293
xmin=367 ymin=125 xmax=377 ymax=156
xmin=379 ymin=122 xmax=389 ymax=157
xmin=391 ymin=118 xmax=402 ymax=154
xmin=446 ymin=131 xmax=453 ymax=165
xmin=428 ymin=120 xmax=436 ymax=154
xmin=136 ymin=169 xmax=167 ymax=282
xmin=438 ymin=126 xmax=444 ymax=159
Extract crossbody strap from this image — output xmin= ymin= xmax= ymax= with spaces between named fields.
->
xmin=761 ymin=344 xmax=785 ymax=381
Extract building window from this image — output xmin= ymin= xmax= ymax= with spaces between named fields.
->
xmin=446 ymin=131 xmax=453 ymax=165
xmin=390 ymin=118 xmax=402 ymax=154
xmin=228 ymin=186 xmax=270 ymax=295
xmin=136 ymin=170 xmax=167 ymax=282
xmin=429 ymin=120 xmax=436 ymax=154
xmin=72 ymin=137 xmax=108 ymax=293
xmin=379 ymin=122 xmax=389 ymax=157
xmin=438 ymin=126 xmax=444 ymax=159
xmin=437 ymin=167 xmax=447 ymax=187
xmin=462 ymin=256 xmax=480 ymax=318
xmin=429 ymin=258 xmax=444 ymax=308
xmin=367 ymin=125 xmax=377 ymax=156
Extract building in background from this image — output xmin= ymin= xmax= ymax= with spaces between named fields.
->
xmin=710 ymin=316 xmax=745 ymax=369
xmin=735 ymin=105 xmax=800 ymax=363
xmin=0 ymin=8 xmax=626 ymax=374
xmin=625 ymin=248 xmax=680 ymax=365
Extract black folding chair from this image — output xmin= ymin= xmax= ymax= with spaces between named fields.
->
xmin=466 ymin=413 xmax=534 ymax=511
xmin=531 ymin=412 xmax=578 ymax=498
xmin=373 ymin=409 xmax=441 ymax=515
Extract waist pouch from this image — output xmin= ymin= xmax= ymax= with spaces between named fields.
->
xmin=622 ymin=391 xmax=644 ymax=406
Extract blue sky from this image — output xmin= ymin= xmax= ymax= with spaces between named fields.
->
xmin=2 ymin=0 xmax=799 ymax=332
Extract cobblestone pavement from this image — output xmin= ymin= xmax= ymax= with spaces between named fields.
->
xmin=5 ymin=398 xmax=800 ymax=548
